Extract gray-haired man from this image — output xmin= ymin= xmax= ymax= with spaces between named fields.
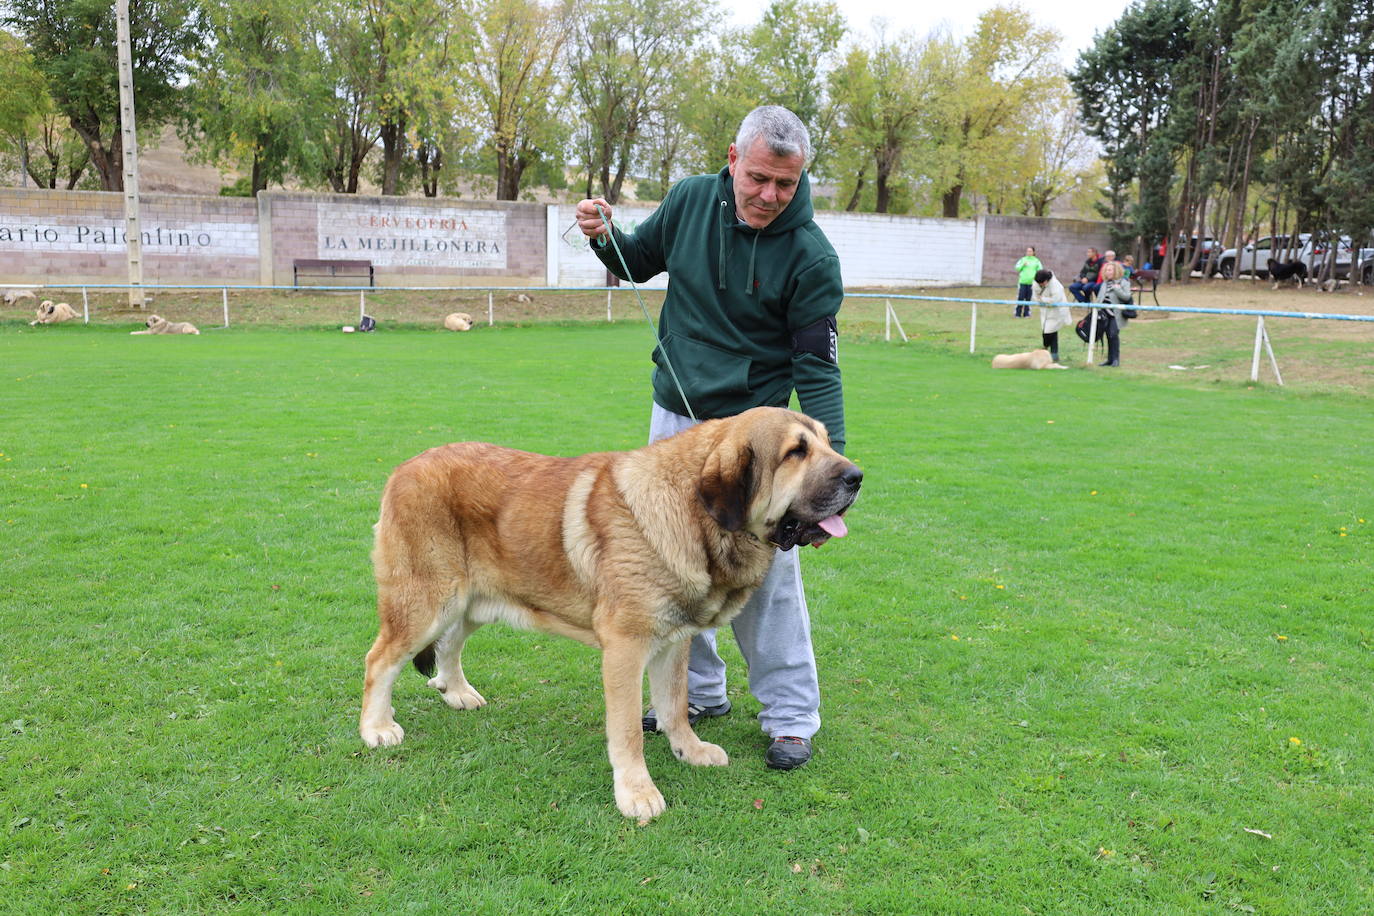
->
xmin=575 ymin=105 xmax=847 ymax=770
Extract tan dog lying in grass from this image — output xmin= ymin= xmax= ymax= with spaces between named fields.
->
xmin=30 ymin=300 xmax=80 ymax=325
xmin=131 ymin=315 xmax=200 ymax=335
xmin=444 ymin=312 xmax=474 ymax=331
xmin=991 ymin=348 xmax=1066 ymax=370
xmin=360 ymin=406 xmax=862 ymax=819
xmin=5 ymin=288 xmax=38 ymax=305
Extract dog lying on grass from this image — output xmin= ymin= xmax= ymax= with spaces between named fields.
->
xmin=131 ymin=315 xmax=200 ymax=335
xmin=4 ymin=288 xmax=38 ymax=305
xmin=991 ymin=348 xmax=1067 ymax=370
xmin=1267 ymin=259 xmax=1307 ymax=289
xmin=359 ymin=406 xmax=862 ymax=819
xmin=30 ymin=300 xmax=80 ymax=325
xmin=444 ymin=312 xmax=474 ymax=331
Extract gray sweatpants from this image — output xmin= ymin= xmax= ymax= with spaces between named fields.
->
xmin=650 ymin=403 xmax=821 ymax=739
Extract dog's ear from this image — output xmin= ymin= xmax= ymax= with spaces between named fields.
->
xmin=698 ymin=440 xmax=755 ymax=532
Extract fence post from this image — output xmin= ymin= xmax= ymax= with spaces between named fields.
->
xmin=222 ymin=287 xmax=229 ymax=328
xmin=488 ymin=290 xmax=494 ymax=326
xmin=1250 ymin=316 xmax=1264 ymax=382
xmin=885 ymin=300 xmax=908 ymax=342
xmin=359 ymin=289 xmax=366 ymax=323
xmin=1263 ymin=321 xmax=1284 ymax=386
xmin=885 ymin=299 xmax=891 ymax=341
xmin=607 ymin=288 xmax=613 ymax=322
xmin=1087 ymin=309 xmax=1099 ymax=364
xmin=969 ymin=302 xmax=977 ymax=353
xmin=81 ymin=287 xmax=89 ymax=324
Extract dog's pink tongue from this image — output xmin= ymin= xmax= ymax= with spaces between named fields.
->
xmin=818 ymin=515 xmax=848 ymax=538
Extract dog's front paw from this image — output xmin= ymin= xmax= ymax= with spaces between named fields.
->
xmin=671 ymin=738 xmax=729 ymax=767
xmin=360 ymin=719 xmax=405 ymax=747
xmin=614 ymin=774 xmax=667 ymax=820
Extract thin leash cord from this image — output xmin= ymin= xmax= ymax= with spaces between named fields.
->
xmin=595 ymin=204 xmax=696 ymax=421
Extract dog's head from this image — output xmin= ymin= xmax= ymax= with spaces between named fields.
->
xmin=37 ymin=300 xmax=54 ymax=318
xmin=698 ymin=406 xmax=862 ymax=550
xmin=145 ymin=315 xmax=164 ymax=328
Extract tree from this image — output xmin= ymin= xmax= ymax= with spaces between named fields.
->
xmin=464 ymin=0 xmax=569 ymax=201
xmin=744 ymin=0 xmax=845 ymax=172
xmin=314 ymin=3 xmax=383 ymax=194
xmin=363 ymin=0 xmax=466 ymax=196
xmin=3 ymin=0 xmax=202 ymax=191
xmin=925 ymin=5 xmax=1062 ymax=218
xmin=183 ymin=0 xmax=332 ymax=195
xmin=0 ymin=31 xmax=91 ymax=189
xmin=568 ymin=0 xmax=715 ymax=203
xmin=826 ymin=29 xmax=937 ymax=213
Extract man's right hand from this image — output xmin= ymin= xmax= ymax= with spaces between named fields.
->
xmin=575 ymin=198 xmax=613 ymax=239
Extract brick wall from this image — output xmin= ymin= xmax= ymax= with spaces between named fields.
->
xmin=980 ymin=215 xmax=1116 ymax=288
xmin=552 ymin=205 xmax=985 ymax=288
xmin=0 ymin=187 xmax=1120 ymax=291
xmin=0 ymin=189 xmax=258 ymax=285
xmin=261 ymin=192 xmax=547 ymax=287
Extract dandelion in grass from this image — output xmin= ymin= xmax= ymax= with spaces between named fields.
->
xmin=1289 ymin=737 xmax=1302 ymax=746
xmin=1275 ymin=634 xmax=1288 ymax=642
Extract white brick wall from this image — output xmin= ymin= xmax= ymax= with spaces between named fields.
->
xmin=553 ymin=204 xmax=668 ymax=289
xmin=550 ymin=204 xmax=978 ymax=288
xmin=814 ymin=212 xmax=979 ymax=286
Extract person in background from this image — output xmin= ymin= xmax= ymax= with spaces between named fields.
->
xmin=1121 ymin=254 xmax=1135 ymax=277
xmin=1033 ymin=268 xmax=1073 ymax=363
xmin=1014 ymin=246 xmax=1042 ymax=318
xmin=1069 ymin=247 xmax=1104 ymax=303
xmin=1095 ymin=259 xmax=1132 ymax=367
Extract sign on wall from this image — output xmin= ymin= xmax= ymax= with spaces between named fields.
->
xmin=0 ymin=216 xmax=258 ymax=258
xmin=317 ymin=203 xmax=507 ymax=269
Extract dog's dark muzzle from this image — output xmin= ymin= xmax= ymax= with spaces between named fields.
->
xmin=770 ymin=464 xmax=863 ymax=550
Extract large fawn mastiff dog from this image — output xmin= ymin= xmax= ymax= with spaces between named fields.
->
xmin=360 ymin=406 xmax=862 ymax=819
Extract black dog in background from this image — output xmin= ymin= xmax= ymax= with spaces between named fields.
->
xmin=1267 ymin=258 xmax=1307 ymax=288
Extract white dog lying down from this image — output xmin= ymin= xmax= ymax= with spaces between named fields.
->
xmin=4 ymin=288 xmax=38 ymax=305
xmin=30 ymin=300 xmax=80 ymax=325
xmin=444 ymin=312 xmax=473 ymax=331
xmin=131 ymin=315 xmax=200 ymax=335
xmin=991 ymin=348 xmax=1067 ymax=370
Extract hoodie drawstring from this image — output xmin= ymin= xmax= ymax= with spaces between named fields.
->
xmin=746 ymin=231 xmax=759 ymax=297
xmin=718 ymin=198 xmax=761 ymax=296
xmin=717 ymin=200 xmax=728 ymax=291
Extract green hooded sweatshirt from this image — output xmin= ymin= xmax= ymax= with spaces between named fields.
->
xmin=594 ymin=166 xmax=846 ymax=453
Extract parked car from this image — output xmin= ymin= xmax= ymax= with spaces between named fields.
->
xmin=1300 ymin=233 xmax=1356 ymax=280
xmin=1214 ymin=234 xmax=1305 ymax=279
xmin=1358 ymin=248 xmax=1374 ymax=285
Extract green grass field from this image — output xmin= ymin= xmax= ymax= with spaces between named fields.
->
xmin=2 ymin=320 xmax=1371 ymax=914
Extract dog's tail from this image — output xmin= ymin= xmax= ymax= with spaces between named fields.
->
xmin=412 ymin=643 xmax=437 ymax=677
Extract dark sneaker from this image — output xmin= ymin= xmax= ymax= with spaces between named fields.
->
xmin=641 ymin=700 xmax=731 ymax=733
xmin=765 ymin=736 xmax=813 ymax=770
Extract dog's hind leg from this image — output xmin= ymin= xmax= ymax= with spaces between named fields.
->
xmin=647 ymin=639 xmax=728 ymax=768
xmin=360 ymin=583 xmax=451 ymax=748
xmin=426 ymin=612 xmax=488 ymax=711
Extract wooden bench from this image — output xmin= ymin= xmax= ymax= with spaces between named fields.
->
xmin=1130 ymin=268 xmax=1160 ymax=307
xmin=292 ymin=259 xmax=374 ymax=287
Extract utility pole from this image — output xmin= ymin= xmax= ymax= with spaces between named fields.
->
xmin=116 ymin=0 xmax=144 ymax=307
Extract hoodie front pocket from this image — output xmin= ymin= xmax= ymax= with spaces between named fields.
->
xmin=655 ymin=333 xmax=752 ymax=402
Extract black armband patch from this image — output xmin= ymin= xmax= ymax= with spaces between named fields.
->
xmin=792 ymin=316 xmax=838 ymax=364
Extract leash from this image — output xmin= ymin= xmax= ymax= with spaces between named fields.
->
xmin=595 ymin=205 xmax=697 ymax=421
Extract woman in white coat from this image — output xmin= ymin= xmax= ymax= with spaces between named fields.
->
xmin=1033 ymin=269 xmax=1074 ymax=363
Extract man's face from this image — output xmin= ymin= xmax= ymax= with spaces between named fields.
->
xmin=728 ymin=139 xmax=804 ymax=230
xmin=1087 ymin=248 xmax=1099 ymax=260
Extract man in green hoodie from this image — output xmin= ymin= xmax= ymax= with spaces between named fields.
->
xmin=574 ymin=105 xmax=845 ymax=772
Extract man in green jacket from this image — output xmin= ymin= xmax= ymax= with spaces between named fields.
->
xmin=574 ymin=105 xmax=845 ymax=771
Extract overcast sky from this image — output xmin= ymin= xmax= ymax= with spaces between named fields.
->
xmin=729 ymin=0 xmax=1135 ymax=68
